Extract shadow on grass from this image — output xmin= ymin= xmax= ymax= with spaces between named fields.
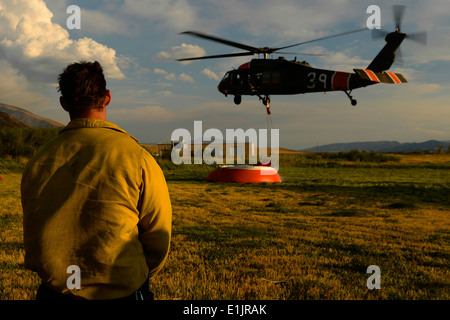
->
xmin=209 ymin=181 xmax=450 ymax=209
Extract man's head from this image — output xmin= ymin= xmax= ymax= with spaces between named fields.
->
xmin=57 ymin=61 xmax=111 ymax=119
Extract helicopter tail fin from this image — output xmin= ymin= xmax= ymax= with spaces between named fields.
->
xmin=366 ymin=30 xmax=407 ymax=72
xmin=354 ymin=69 xmax=407 ymax=84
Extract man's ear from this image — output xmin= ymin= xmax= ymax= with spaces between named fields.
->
xmin=104 ymin=90 xmax=111 ymax=107
xmin=60 ymin=96 xmax=69 ymax=112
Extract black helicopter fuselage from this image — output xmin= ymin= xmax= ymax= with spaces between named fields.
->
xmin=178 ymin=21 xmax=414 ymax=107
xmin=217 ymin=57 xmax=374 ymax=97
xmin=217 ymin=29 xmax=409 ymax=107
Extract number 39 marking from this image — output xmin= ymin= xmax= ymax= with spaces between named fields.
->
xmin=307 ymin=72 xmax=327 ymax=90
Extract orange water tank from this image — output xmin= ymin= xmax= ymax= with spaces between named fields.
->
xmin=205 ymin=165 xmax=281 ymax=183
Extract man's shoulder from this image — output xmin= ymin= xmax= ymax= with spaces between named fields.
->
xmin=62 ymin=119 xmax=139 ymax=141
xmin=60 ymin=119 xmax=143 ymax=150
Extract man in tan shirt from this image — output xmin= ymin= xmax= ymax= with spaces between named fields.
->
xmin=21 ymin=61 xmax=172 ymax=300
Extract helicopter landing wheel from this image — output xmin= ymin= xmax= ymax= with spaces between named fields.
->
xmin=233 ymin=95 xmax=242 ymax=105
xmin=345 ymin=90 xmax=357 ymax=106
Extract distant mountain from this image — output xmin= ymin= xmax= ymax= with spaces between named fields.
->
xmin=301 ymin=140 xmax=450 ymax=153
xmin=0 ymin=103 xmax=63 ymax=128
xmin=0 ymin=111 xmax=29 ymax=128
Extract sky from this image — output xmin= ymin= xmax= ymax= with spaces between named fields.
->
xmin=0 ymin=0 xmax=449 ymax=149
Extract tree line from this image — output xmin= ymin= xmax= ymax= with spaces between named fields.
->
xmin=312 ymin=149 xmax=400 ymax=163
xmin=0 ymin=127 xmax=59 ymax=158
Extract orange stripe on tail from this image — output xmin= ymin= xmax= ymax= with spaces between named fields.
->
xmin=386 ymin=72 xmax=401 ymax=84
xmin=364 ymin=69 xmax=380 ymax=82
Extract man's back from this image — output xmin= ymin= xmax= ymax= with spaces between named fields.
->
xmin=21 ymin=118 xmax=172 ymax=299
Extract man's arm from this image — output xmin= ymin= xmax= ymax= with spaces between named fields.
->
xmin=137 ymin=151 xmax=172 ymax=277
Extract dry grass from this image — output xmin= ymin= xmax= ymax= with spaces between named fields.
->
xmin=1 ymin=153 xmax=449 ymax=300
xmin=393 ymin=153 xmax=450 ymax=165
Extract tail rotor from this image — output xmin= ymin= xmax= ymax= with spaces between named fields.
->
xmin=371 ymin=5 xmax=427 ymax=46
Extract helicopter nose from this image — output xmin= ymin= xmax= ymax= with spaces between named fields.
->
xmin=218 ymin=82 xmax=227 ymax=94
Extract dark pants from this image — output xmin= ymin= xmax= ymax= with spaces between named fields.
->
xmin=36 ymin=279 xmax=153 ymax=300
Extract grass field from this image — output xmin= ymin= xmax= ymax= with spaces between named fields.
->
xmin=1 ymin=153 xmax=449 ymax=300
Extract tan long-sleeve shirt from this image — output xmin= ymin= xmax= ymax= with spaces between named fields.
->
xmin=21 ymin=118 xmax=172 ymax=299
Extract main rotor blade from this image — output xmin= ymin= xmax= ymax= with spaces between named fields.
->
xmin=177 ymin=51 xmax=254 ymax=61
xmin=371 ymin=29 xmax=389 ymax=40
xmin=275 ymin=28 xmax=368 ymax=51
xmin=180 ymin=31 xmax=260 ymax=53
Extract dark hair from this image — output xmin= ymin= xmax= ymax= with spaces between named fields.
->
xmin=57 ymin=61 xmax=108 ymax=114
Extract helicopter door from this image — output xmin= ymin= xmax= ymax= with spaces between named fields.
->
xmin=262 ymin=72 xmax=271 ymax=84
xmin=260 ymin=71 xmax=281 ymax=93
xmin=271 ymin=72 xmax=280 ymax=84
xmin=262 ymin=71 xmax=281 ymax=84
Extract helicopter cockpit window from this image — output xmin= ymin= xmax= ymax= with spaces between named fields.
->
xmin=222 ymin=72 xmax=230 ymax=82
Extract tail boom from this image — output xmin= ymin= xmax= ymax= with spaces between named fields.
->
xmin=354 ymin=69 xmax=407 ymax=84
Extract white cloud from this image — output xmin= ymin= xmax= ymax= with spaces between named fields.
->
xmin=0 ymin=0 xmax=125 ymax=82
xmin=156 ymin=90 xmax=173 ymax=97
xmin=201 ymin=68 xmax=220 ymax=81
xmin=153 ymin=68 xmax=176 ymax=81
xmin=313 ymin=46 xmax=370 ymax=72
xmin=153 ymin=68 xmax=194 ymax=83
xmin=0 ymin=59 xmax=46 ymax=106
xmin=164 ymin=73 xmax=177 ymax=81
xmin=154 ymin=68 xmax=169 ymax=75
xmin=154 ymin=43 xmax=206 ymax=64
xmin=178 ymin=73 xmax=194 ymax=83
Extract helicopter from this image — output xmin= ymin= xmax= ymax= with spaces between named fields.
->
xmin=177 ymin=5 xmax=426 ymax=113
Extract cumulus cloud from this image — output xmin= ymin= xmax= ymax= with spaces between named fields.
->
xmin=0 ymin=59 xmax=46 ymax=106
xmin=317 ymin=50 xmax=370 ymax=72
xmin=154 ymin=68 xmax=170 ymax=76
xmin=178 ymin=73 xmax=194 ymax=83
xmin=156 ymin=90 xmax=174 ymax=97
xmin=154 ymin=68 xmax=177 ymax=81
xmin=154 ymin=43 xmax=206 ymax=64
xmin=201 ymin=68 xmax=220 ymax=81
xmin=153 ymin=68 xmax=195 ymax=83
xmin=0 ymin=0 xmax=125 ymax=83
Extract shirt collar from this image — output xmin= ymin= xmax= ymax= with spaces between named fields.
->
xmin=59 ymin=118 xmax=139 ymax=142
